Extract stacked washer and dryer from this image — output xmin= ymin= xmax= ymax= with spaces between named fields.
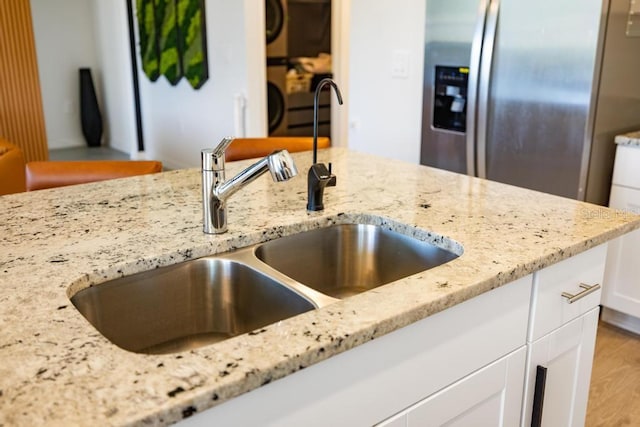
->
xmin=265 ymin=0 xmax=289 ymax=136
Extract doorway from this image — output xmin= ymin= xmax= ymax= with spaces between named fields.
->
xmin=264 ymin=0 xmax=344 ymax=141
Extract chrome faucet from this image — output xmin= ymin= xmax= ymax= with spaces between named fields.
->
xmin=308 ymin=78 xmax=343 ymax=211
xmin=202 ymin=137 xmax=298 ymax=234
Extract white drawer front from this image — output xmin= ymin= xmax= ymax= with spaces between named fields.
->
xmin=528 ymin=244 xmax=606 ymax=342
xmin=609 ymin=184 xmax=640 ymax=214
xmin=612 ymin=145 xmax=640 ymax=188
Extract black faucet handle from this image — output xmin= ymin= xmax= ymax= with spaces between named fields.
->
xmin=307 ymin=163 xmax=336 ymax=211
xmin=308 ymin=163 xmax=332 ymax=185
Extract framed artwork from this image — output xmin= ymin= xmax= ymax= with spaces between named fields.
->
xmin=136 ymin=0 xmax=209 ymax=89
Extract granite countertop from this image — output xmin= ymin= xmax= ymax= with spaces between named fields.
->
xmin=615 ymin=130 xmax=640 ymax=146
xmin=1 ymin=148 xmax=639 ymax=426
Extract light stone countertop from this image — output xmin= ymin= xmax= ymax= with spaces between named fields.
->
xmin=615 ymin=130 xmax=640 ymax=146
xmin=1 ymin=148 xmax=639 ymax=426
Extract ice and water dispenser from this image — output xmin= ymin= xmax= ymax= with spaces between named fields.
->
xmin=432 ymin=66 xmax=469 ymax=133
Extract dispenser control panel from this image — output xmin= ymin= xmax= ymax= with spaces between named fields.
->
xmin=433 ymin=66 xmax=469 ymax=133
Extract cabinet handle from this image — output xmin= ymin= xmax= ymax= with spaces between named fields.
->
xmin=531 ymin=365 xmax=547 ymax=427
xmin=561 ymin=283 xmax=601 ymax=304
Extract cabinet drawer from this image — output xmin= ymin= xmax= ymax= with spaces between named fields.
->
xmin=612 ymin=145 xmax=640 ymax=188
xmin=528 ymin=244 xmax=606 ymax=342
xmin=609 ymin=184 xmax=640 ymax=214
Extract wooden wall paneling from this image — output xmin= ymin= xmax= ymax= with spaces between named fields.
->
xmin=0 ymin=0 xmax=49 ymax=161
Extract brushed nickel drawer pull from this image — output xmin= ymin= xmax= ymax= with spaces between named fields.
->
xmin=561 ymin=283 xmax=601 ymax=304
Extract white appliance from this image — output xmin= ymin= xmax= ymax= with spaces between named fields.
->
xmin=602 ymin=142 xmax=640 ymax=334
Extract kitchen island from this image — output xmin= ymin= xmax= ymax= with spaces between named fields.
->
xmin=1 ymin=148 xmax=638 ymax=426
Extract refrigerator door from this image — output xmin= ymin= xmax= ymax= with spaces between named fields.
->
xmin=479 ymin=0 xmax=603 ymax=198
xmin=420 ymin=0 xmax=487 ymax=174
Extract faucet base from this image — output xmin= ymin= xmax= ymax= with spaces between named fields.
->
xmin=307 ymin=163 xmax=336 ymax=212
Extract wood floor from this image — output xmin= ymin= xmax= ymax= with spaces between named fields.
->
xmin=586 ymin=321 xmax=640 ymax=426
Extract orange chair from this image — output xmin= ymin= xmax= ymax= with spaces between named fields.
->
xmin=0 ymin=139 xmax=27 ymax=195
xmin=0 ymin=138 xmax=162 ymax=196
xmin=224 ymin=137 xmax=330 ymax=161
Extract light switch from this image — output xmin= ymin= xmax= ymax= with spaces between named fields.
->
xmin=391 ymin=50 xmax=410 ymax=79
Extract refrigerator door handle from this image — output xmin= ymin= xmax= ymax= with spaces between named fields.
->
xmin=476 ymin=0 xmax=500 ymax=179
xmin=466 ymin=0 xmax=490 ymax=177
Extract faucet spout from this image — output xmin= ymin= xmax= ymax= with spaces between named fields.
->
xmin=215 ymin=150 xmax=297 ymax=201
xmin=308 ymin=78 xmax=343 ymax=211
xmin=202 ymin=141 xmax=298 ymax=234
xmin=313 ymin=78 xmax=343 ymax=164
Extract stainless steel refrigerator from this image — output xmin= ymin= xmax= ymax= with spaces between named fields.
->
xmin=420 ymin=0 xmax=640 ymax=205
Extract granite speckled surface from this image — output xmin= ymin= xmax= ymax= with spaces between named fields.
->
xmin=1 ymin=148 xmax=639 ymax=426
xmin=615 ymin=130 xmax=640 ymax=146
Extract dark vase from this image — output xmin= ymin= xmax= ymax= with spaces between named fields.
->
xmin=79 ymin=68 xmax=103 ymax=147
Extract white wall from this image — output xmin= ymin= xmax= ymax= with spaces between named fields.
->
xmin=31 ymin=0 xmax=263 ymax=164
xmin=30 ymin=0 xmax=100 ymax=149
xmin=90 ymin=1 xmax=138 ymax=156
xmin=346 ymin=0 xmax=426 ymax=164
xmin=331 ymin=0 xmax=351 ymax=148
xmin=33 ymin=1 xmax=427 ymax=165
xmin=139 ymin=0 xmax=266 ymax=169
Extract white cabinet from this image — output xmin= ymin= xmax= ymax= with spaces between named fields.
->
xmin=602 ymin=229 xmax=640 ymax=334
xmin=179 ymin=275 xmax=532 ymax=427
xmin=603 ymin=148 xmax=640 ymax=334
xmin=521 ymin=308 xmax=599 ymax=427
xmin=379 ymin=347 xmax=526 ymax=427
xmin=522 ymin=244 xmax=606 ymax=427
xmin=180 ymin=246 xmax=607 ymax=427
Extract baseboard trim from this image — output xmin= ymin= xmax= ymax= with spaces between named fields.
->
xmin=601 ymin=306 xmax=640 ymax=335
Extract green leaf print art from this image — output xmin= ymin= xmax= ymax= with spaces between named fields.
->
xmin=136 ymin=0 xmax=160 ymax=81
xmin=177 ymin=0 xmax=209 ymax=89
xmin=135 ymin=0 xmax=209 ymax=89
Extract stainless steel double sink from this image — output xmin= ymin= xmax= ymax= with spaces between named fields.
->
xmin=71 ymin=224 xmax=460 ymax=354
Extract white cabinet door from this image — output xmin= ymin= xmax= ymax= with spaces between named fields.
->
xmin=602 ymin=185 xmax=640 ymax=333
xmin=378 ymin=347 xmax=526 ymax=427
xmin=521 ymin=307 xmax=599 ymax=427
xmin=603 ymin=229 xmax=640 ymax=325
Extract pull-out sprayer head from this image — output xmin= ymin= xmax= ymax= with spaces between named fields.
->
xmin=267 ymin=150 xmax=298 ymax=182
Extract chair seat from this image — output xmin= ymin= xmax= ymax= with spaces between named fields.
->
xmin=225 ymin=137 xmax=330 ymax=161
xmin=25 ymin=160 xmax=163 ymax=191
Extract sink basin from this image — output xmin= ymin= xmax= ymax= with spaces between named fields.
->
xmin=71 ymin=220 xmax=459 ymax=354
xmin=71 ymin=258 xmax=315 ymax=354
xmin=255 ymin=224 xmax=460 ymax=299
